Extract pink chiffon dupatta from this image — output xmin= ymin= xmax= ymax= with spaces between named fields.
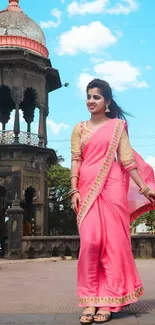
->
xmin=124 ymin=124 xmax=155 ymax=222
xmin=128 ymin=150 xmax=155 ymax=222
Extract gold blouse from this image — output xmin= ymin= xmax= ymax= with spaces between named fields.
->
xmin=71 ymin=121 xmax=137 ymax=171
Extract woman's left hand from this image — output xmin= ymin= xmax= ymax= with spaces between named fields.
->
xmin=144 ymin=189 xmax=155 ymax=204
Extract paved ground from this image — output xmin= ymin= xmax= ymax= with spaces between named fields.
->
xmin=0 ymin=258 xmax=155 ymax=324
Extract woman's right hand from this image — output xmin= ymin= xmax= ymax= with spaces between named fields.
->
xmin=71 ymin=192 xmax=81 ymax=214
xmin=143 ymin=188 xmax=155 ymax=204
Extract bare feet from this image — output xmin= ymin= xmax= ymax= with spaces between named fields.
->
xmin=79 ymin=307 xmax=96 ymax=324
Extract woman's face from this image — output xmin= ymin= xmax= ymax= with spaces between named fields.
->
xmin=86 ymin=87 xmax=106 ymax=114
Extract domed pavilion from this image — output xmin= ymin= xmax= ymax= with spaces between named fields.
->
xmin=0 ymin=0 xmax=62 ymax=258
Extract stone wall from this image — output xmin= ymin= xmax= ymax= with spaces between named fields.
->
xmin=22 ymin=236 xmax=80 ymax=259
xmin=131 ymin=234 xmax=155 ymax=258
xmin=22 ymin=234 xmax=155 ymax=259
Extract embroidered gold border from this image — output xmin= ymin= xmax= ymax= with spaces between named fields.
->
xmin=72 ymin=152 xmax=82 ymax=162
xmin=130 ymin=203 xmax=155 ymax=223
xmin=77 ymin=120 xmax=124 ymax=229
xmin=78 ymin=286 xmax=144 ymax=306
xmin=122 ymin=159 xmax=137 ymax=171
xmin=80 ymin=132 xmax=93 ymax=152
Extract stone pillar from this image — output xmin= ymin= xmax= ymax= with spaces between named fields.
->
xmin=6 ymin=198 xmax=24 ymax=259
xmin=44 ymin=116 xmax=47 ymax=147
xmin=38 ymin=103 xmax=48 ymax=147
xmin=35 ymin=204 xmax=42 ymax=235
xmin=14 ymin=102 xmax=20 ymax=143
xmin=12 ymin=86 xmax=23 ymax=144
xmin=38 ymin=105 xmax=45 ymax=147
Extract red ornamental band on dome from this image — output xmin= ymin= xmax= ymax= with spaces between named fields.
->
xmin=0 ymin=0 xmax=49 ymax=57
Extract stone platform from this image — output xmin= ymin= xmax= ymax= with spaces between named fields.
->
xmin=0 ymin=258 xmax=155 ymax=324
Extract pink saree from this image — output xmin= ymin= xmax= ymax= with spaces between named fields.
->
xmin=77 ymin=118 xmax=155 ymax=311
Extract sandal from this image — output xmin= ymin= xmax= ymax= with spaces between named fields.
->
xmin=94 ymin=311 xmax=112 ymax=324
xmin=79 ymin=307 xmax=96 ymax=325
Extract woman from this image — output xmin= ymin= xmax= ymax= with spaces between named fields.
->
xmin=70 ymin=79 xmax=155 ymax=324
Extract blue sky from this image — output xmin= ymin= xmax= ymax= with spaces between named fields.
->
xmin=1 ymin=0 xmax=155 ymax=169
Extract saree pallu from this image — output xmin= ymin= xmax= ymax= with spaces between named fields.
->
xmin=77 ymin=119 xmax=155 ymax=311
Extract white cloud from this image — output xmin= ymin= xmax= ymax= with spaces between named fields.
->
xmin=67 ymin=0 xmax=108 ymax=16
xmin=146 ymin=156 xmax=155 ymax=173
xmin=5 ymin=112 xmax=69 ymax=136
xmin=40 ymin=9 xmax=62 ymax=29
xmin=107 ymin=0 xmax=138 ymax=15
xmin=6 ymin=110 xmax=24 ymax=130
xmin=145 ymin=65 xmax=152 ymax=71
xmin=77 ymin=73 xmax=94 ymax=94
xmin=6 ymin=110 xmax=38 ymax=133
xmin=67 ymin=0 xmax=138 ymax=16
xmin=77 ymin=60 xmax=149 ymax=93
xmin=47 ymin=119 xmax=69 ymax=135
xmin=94 ymin=61 xmax=149 ymax=90
xmin=90 ymin=53 xmax=111 ymax=64
xmin=133 ymin=80 xmax=149 ymax=88
xmin=57 ymin=21 xmax=118 ymax=55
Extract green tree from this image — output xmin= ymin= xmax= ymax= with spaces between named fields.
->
xmin=145 ymin=210 xmax=155 ymax=231
xmin=48 ymin=164 xmax=70 ymax=199
xmin=55 ymin=153 xmax=64 ymax=164
xmin=48 ymin=164 xmax=77 ymax=235
xmin=131 ymin=210 xmax=155 ymax=232
xmin=131 ymin=214 xmax=147 ymax=228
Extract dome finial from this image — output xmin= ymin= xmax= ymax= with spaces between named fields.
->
xmin=9 ymin=0 xmax=19 ymax=3
xmin=7 ymin=0 xmax=23 ymax=12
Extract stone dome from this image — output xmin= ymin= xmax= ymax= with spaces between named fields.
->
xmin=0 ymin=0 xmax=48 ymax=57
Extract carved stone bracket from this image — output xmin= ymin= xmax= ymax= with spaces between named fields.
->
xmin=11 ymin=86 xmax=24 ymax=104
xmin=23 ymin=176 xmax=40 ymax=191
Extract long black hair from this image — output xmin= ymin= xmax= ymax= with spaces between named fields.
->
xmin=86 ymin=79 xmax=129 ymax=120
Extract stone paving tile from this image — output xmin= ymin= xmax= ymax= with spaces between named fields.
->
xmin=0 ymin=313 xmax=138 ymax=325
xmin=0 ymin=257 xmax=62 ymax=265
xmin=136 ymin=313 xmax=155 ymax=324
xmin=0 ymin=314 xmax=54 ymax=324
xmin=54 ymin=313 xmax=138 ymax=325
xmin=0 ymin=259 xmax=154 ymax=315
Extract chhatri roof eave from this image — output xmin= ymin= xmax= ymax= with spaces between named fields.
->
xmin=0 ymin=48 xmax=62 ymax=92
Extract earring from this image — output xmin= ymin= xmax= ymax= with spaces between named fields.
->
xmin=105 ymin=104 xmax=110 ymax=113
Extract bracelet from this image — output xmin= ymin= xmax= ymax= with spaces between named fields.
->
xmin=70 ymin=175 xmax=79 ymax=179
xmin=142 ymin=187 xmax=150 ymax=195
xmin=68 ymin=190 xmax=79 ymax=197
xmin=139 ymin=186 xmax=150 ymax=195
xmin=68 ymin=188 xmax=79 ymax=196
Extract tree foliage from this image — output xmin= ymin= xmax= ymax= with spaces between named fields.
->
xmin=48 ymin=164 xmax=77 ymax=235
xmin=48 ymin=164 xmax=70 ymax=200
xmin=55 ymin=153 xmax=64 ymax=164
xmin=132 ymin=210 xmax=155 ymax=231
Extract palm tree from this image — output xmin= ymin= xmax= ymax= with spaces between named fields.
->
xmin=55 ymin=151 xmax=64 ymax=164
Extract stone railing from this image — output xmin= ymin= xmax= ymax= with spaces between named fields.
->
xmin=21 ymin=234 xmax=155 ymax=259
xmin=22 ymin=236 xmax=80 ymax=259
xmin=0 ymin=130 xmax=39 ymax=146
